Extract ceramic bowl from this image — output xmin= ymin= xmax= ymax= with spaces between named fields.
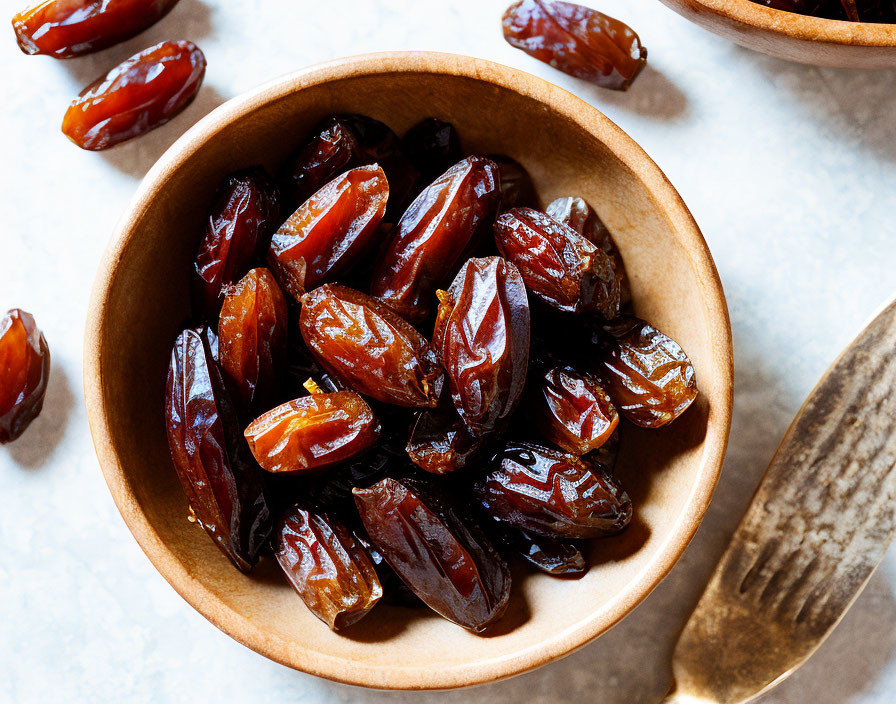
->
xmin=84 ymin=51 xmax=733 ymax=690
xmin=658 ymin=0 xmax=896 ymax=67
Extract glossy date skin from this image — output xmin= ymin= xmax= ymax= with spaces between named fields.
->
xmin=165 ymin=328 xmax=272 ymax=572
xmin=502 ymin=0 xmax=647 ymax=91
xmin=12 ymin=0 xmax=180 ymax=58
xmin=353 ymin=477 xmax=511 ymax=633
xmin=0 ymin=309 xmax=50 ymax=444
xmin=474 ymin=442 xmax=632 ymax=539
xmin=531 ymin=364 xmax=618 ymax=456
xmin=598 ymin=317 xmax=697 ymax=428
xmin=218 ymin=268 xmax=288 ymax=412
xmin=433 ymin=257 xmax=530 ymax=435
xmin=370 ymin=156 xmax=501 ymax=324
xmin=275 ymin=505 xmax=382 ymax=630
xmin=299 ymin=284 xmax=444 ymax=407
xmin=546 ymin=195 xmax=629 ymax=306
xmin=245 ymin=391 xmax=380 ymax=474
xmin=269 ymin=165 xmax=388 ymax=300
xmin=406 ymin=402 xmax=483 ymax=474
xmin=192 ymin=168 xmax=281 ymax=318
xmin=401 ymin=118 xmax=463 ymax=183
xmin=495 ymin=207 xmax=620 ymax=318
xmin=62 ymin=40 xmax=205 ymax=150
xmin=490 ymin=522 xmax=588 ymax=577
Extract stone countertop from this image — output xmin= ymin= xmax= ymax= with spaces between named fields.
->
xmin=1 ymin=0 xmax=894 ymax=701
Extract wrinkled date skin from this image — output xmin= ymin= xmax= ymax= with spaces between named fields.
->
xmin=62 ymin=39 xmax=205 ymax=150
xmin=502 ymin=0 xmax=647 ymax=91
xmin=245 ymin=391 xmax=380 ymax=473
xmin=546 ymin=196 xmax=630 ymax=306
xmin=165 ymin=329 xmax=272 ymax=572
xmin=401 ymin=118 xmax=463 ymax=183
xmin=299 ymin=284 xmax=444 ymax=407
xmin=218 ymin=268 xmax=288 ymax=412
xmin=531 ymin=364 xmax=618 ymax=456
xmin=0 ymin=309 xmax=50 ymax=444
xmin=12 ymin=0 xmax=180 ymax=58
xmin=495 ymin=207 xmax=620 ymax=318
xmin=371 ymin=156 xmax=502 ymax=324
xmin=406 ymin=402 xmax=484 ymax=474
xmin=354 ymin=477 xmax=511 ymax=633
xmin=192 ymin=168 xmax=280 ymax=318
xmin=497 ymin=525 xmax=588 ymax=577
xmin=434 ymin=257 xmax=530 ymax=435
xmin=275 ymin=505 xmax=382 ymax=630
xmin=269 ymin=165 xmax=388 ymax=300
xmin=474 ymin=442 xmax=632 ymax=539
xmin=490 ymin=154 xmax=539 ymax=210
xmin=598 ymin=317 xmax=697 ymax=428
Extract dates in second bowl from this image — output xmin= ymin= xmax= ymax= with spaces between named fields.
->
xmin=0 ymin=309 xmax=50 ymax=444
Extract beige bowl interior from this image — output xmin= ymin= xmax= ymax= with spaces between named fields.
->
xmin=84 ymin=52 xmax=732 ymax=690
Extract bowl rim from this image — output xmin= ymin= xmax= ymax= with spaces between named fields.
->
xmin=682 ymin=0 xmax=896 ymax=45
xmin=83 ymin=50 xmax=733 ymax=690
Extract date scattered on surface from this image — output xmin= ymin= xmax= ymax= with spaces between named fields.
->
xmin=300 ymin=284 xmax=444 ymax=408
xmin=165 ymin=329 xmax=271 ymax=572
xmin=245 ymin=391 xmax=380 ymax=473
xmin=354 ymin=477 xmax=511 ymax=633
xmin=12 ymin=0 xmax=180 ymax=58
xmin=62 ymin=39 xmax=206 ymax=150
xmin=275 ymin=505 xmax=383 ymax=630
xmin=0 ymin=309 xmax=50 ymax=444
xmin=502 ymin=0 xmax=647 ymax=91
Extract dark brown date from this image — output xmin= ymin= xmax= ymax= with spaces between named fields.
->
xmin=245 ymin=391 xmax=380 ymax=473
xmin=490 ymin=154 xmax=539 ymax=210
xmin=0 ymin=309 xmax=50 ymax=444
xmin=62 ymin=40 xmax=205 ymax=150
xmin=218 ymin=268 xmax=288 ymax=412
xmin=406 ymin=402 xmax=483 ymax=474
xmin=502 ymin=526 xmax=588 ymax=577
xmin=13 ymin=0 xmax=180 ymax=58
xmin=299 ymin=284 xmax=444 ymax=408
xmin=165 ymin=328 xmax=272 ymax=572
xmin=530 ymin=365 xmax=618 ymax=456
xmin=371 ymin=157 xmax=501 ymax=324
xmin=546 ymin=195 xmax=629 ymax=306
xmin=353 ymin=477 xmax=511 ymax=632
xmin=192 ymin=168 xmax=281 ymax=318
xmin=598 ymin=317 xmax=697 ymax=428
xmin=275 ymin=505 xmax=382 ymax=630
xmin=495 ymin=207 xmax=620 ymax=318
xmin=268 ymin=165 xmax=388 ymax=300
xmin=474 ymin=442 xmax=631 ymax=539
xmin=401 ymin=118 xmax=463 ymax=183
xmin=433 ymin=257 xmax=530 ymax=435
xmin=502 ymin=0 xmax=647 ymax=91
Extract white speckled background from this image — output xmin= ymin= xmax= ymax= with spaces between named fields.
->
xmin=2 ymin=0 xmax=895 ymax=701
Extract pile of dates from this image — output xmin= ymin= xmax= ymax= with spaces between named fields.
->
xmin=751 ymin=0 xmax=896 ymax=21
xmin=165 ymin=113 xmax=698 ymax=634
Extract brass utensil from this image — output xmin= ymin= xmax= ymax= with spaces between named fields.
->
xmin=664 ymin=298 xmax=896 ymax=703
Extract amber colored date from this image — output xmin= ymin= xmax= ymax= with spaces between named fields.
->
xmin=299 ymin=284 xmax=444 ymax=408
xmin=490 ymin=154 xmax=539 ymax=210
xmin=406 ymin=403 xmax=483 ymax=474
xmin=275 ymin=505 xmax=382 ymax=630
xmin=598 ymin=317 xmax=697 ymax=428
xmin=245 ymin=391 xmax=380 ymax=473
xmin=475 ymin=442 xmax=631 ymax=539
xmin=218 ymin=268 xmax=288 ymax=412
xmin=192 ymin=168 xmax=280 ymax=319
xmin=371 ymin=156 xmax=501 ymax=324
xmin=62 ymin=39 xmax=205 ymax=150
xmin=401 ymin=118 xmax=463 ymax=183
xmin=165 ymin=328 xmax=272 ymax=572
xmin=269 ymin=165 xmax=388 ymax=300
xmin=0 ymin=309 xmax=50 ymax=444
xmin=546 ymin=195 xmax=630 ymax=306
xmin=502 ymin=0 xmax=647 ymax=91
xmin=354 ymin=477 xmax=511 ymax=633
xmin=434 ymin=257 xmax=530 ymax=435
xmin=531 ymin=364 xmax=618 ymax=456
xmin=495 ymin=207 xmax=620 ymax=318
xmin=12 ymin=0 xmax=180 ymax=58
